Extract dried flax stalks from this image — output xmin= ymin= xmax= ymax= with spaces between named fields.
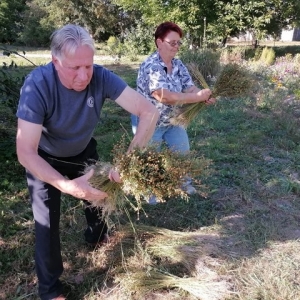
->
xmin=85 ymin=142 xmax=210 ymax=216
xmin=118 ymin=269 xmax=232 ymax=300
xmin=85 ymin=161 xmax=124 ymax=216
xmin=171 ymin=62 xmax=254 ymax=127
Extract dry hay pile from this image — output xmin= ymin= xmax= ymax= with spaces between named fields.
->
xmin=109 ymin=224 xmax=234 ymax=300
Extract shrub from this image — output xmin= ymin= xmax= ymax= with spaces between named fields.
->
xmin=179 ymin=48 xmax=221 ymax=84
xmin=273 ymin=45 xmax=300 ymax=57
xmin=106 ymin=36 xmax=124 ymax=63
xmin=122 ymin=24 xmax=155 ymax=61
xmin=294 ymin=53 xmax=300 ymax=64
xmin=219 ymin=46 xmax=249 ymax=63
xmin=0 ymin=48 xmax=36 ymax=113
xmin=259 ymin=47 xmax=276 ymax=65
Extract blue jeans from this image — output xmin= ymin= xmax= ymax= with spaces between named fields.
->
xmin=131 ymin=114 xmax=190 ymax=154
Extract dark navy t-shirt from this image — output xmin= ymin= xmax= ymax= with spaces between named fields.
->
xmin=17 ymin=63 xmax=127 ymax=157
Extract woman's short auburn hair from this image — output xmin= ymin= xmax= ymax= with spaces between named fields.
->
xmin=154 ymin=21 xmax=183 ymax=47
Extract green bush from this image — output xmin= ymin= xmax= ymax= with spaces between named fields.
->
xmin=0 ymin=48 xmax=35 ymax=113
xmin=122 ymin=24 xmax=155 ymax=61
xmin=106 ymin=36 xmax=124 ymax=62
xmin=259 ymin=47 xmax=276 ymax=65
xmin=241 ymin=45 xmax=300 ymax=62
xmin=273 ymin=45 xmax=300 ymax=57
xmin=0 ymin=61 xmax=24 ymax=113
xmin=179 ymin=48 xmax=221 ymax=84
xmin=243 ymin=47 xmax=263 ymax=61
xmin=294 ymin=53 xmax=300 ymax=64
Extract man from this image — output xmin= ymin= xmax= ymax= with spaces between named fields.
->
xmin=16 ymin=24 xmax=158 ymax=300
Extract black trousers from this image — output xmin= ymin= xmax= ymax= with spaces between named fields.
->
xmin=26 ymin=138 xmax=107 ymax=300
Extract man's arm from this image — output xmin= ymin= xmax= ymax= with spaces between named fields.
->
xmin=115 ymin=86 xmax=159 ymax=150
xmin=16 ymin=119 xmax=108 ymax=201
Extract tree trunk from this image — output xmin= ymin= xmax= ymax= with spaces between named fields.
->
xmin=252 ymin=39 xmax=258 ymax=48
xmin=221 ymin=37 xmax=227 ymax=47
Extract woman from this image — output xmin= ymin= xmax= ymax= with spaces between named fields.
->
xmin=132 ymin=21 xmax=215 ymax=203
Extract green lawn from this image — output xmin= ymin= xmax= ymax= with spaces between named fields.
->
xmin=1 ymin=48 xmax=300 ymax=300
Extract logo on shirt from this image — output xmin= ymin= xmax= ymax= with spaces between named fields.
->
xmin=87 ymin=96 xmax=94 ymax=107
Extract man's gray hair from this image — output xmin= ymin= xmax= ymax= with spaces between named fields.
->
xmin=50 ymin=24 xmax=95 ymax=59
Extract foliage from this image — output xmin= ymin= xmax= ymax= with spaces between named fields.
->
xmin=106 ymin=36 xmax=124 ymax=63
xmin=0 ymin=47 xmax=36 ymax=113
xmin=0 ymin=0 xmax=27 ymax=43
xmin=16 ymin=0 xmax=55 ymax=47
xmin=0 ymin=63 xmax=22 ymax=113
xmin=221 ymin=46 xmax=248 ymax=62
xmin=211 ymin=0 xmax=300 ymax=43
xmin=2 ymin=0 xmax=300 ymax=47
xmin=273 ymin=45 xmax=300 ymax=57
xmin=179 ymin=48 xmax=221 ymax=83
xmin=122 ymin=23 xmax=156 ymax=61
xmin=114 ymin=0 xmax=300 ymax=46
xmin=259 ymin=47 xmax=276 ymax=65
xmin=27 ymin=0 xmax=140 ymax=42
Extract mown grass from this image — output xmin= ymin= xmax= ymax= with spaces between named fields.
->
xmin=1 ymin=49 xmax=300 ymax=299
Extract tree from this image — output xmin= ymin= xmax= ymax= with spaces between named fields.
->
xmin=26 ymin=0 xmax=138 ymax=42
xmin=210 ymin=0 xmax=300 ymax=46
xmin=17 ymin=0 xmax=56 ymax=47
xmin=113 ymin=0 xmax=300 ymax=46
xmin=113 ymin=0 xmax=217 ymax=46
xmin=0 ymin=0 xmax=27 ymax=43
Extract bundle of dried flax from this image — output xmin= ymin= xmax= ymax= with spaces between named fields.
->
xmin=85 ymin=142 xmax=210 ymax=215
xmin=118 ymin=269 xmax=232 ymax=300
xmin=171 ymin=62 xmax=254 ymax=127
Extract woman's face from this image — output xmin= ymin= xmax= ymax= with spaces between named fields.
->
xmin=157 ymin=31 xmax=182 ymax=58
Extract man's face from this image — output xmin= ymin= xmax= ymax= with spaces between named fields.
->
xmin=52 ymin=45 xmax=94 ymax=91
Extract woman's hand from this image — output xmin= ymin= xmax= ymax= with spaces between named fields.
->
xmin=205 ymin=97 xmax=216 ymax=105
xmin=196 ymin=89 xmax=216 ymax=105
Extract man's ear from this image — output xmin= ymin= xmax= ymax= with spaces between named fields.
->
xmin=52 ymin=55 xmax=59 ymax=69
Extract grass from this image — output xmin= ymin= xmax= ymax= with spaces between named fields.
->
xmin=1 ymin=48 xmax=300 ymax=299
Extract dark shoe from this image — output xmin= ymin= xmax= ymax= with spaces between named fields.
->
xmin=85 ymin=233 xmax=110 ymax=249
xmin=87 ymin=233 xmax=110 ymax=248
xmin=84 ymin=222 xmax=108 ymax=245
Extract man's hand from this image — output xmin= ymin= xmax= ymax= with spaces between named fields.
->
xmin=63 ymin=169 xmax=108 ymax=201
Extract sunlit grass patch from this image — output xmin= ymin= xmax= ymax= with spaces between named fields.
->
xmin=233 ymin=240 xmax=300 ymax=300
